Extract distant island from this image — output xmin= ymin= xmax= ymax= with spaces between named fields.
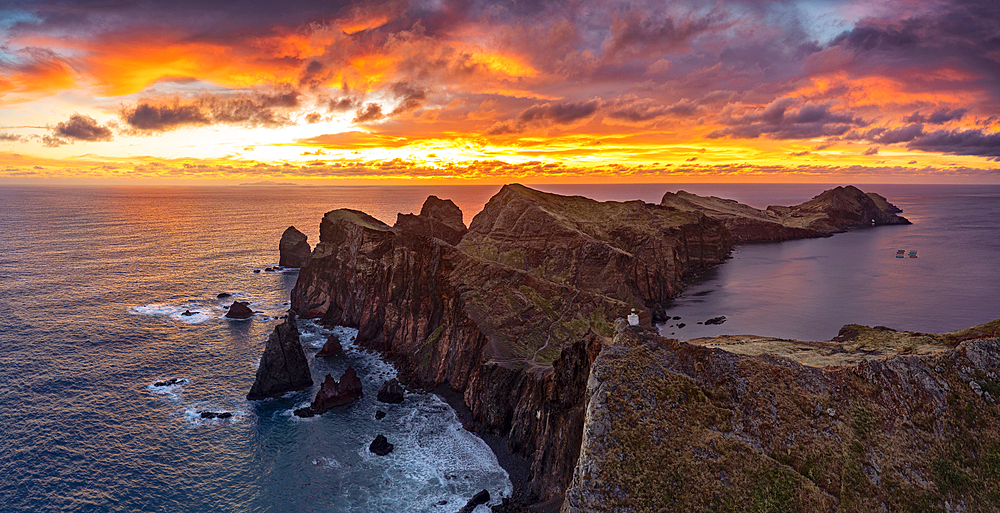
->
xmin=238 ymin=180 xmax=298 ymax=186
xmin=259 ymin=184 xmax=999 ymax=512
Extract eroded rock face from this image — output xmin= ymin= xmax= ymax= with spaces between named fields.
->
xmin=309 ymin=367 xmax=363 ymax=414
xmin=279 ymin=226 xmax=311 ymax=268
xmin=246 ymin=312 xmax=313 ymax=400
xmin=562 ymin=319 xmax=1000 ymax=513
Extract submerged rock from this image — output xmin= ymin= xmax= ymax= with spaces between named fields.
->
xmin=181 ymin=310 xmax=197 ymax=316
xmin=217 ymin=292 xmax=231 ymax=299
xmin=199 ymin=411 xmax=232 ymax=419
xmin=376 ymin=378 xmax=404 ymax=403
xmin=246 ymin=312 xmax=313 ymax=400
xmin=457 ymin=489 xmax=490 ymax=513
xmin=225 ymin=301 xmax=254 ymax=319
xmin=375 ymin=410 xmax=386 ymax=420
xmin=369 ymin=434 xmax=393 ymax=456
xmin=153 ymin=378 xmax=186 ymax=387
xmin=309 ymin=367 xmax=363 ymax=414
xmin=704 ymin=316 xmax=726 ymax=325
xmin=315 ymin=333 xmax=343 ymax=357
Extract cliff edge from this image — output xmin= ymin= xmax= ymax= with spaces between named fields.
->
xmin=563 ymin=318 xmax=1000 ymax=512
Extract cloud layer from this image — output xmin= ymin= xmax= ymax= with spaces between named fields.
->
xmin=1 ymin=0 xmax=999 ymax=179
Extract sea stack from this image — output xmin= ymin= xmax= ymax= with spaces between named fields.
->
xmin=308 ymin=367 xmax=363 ymax=414
xmin=278 ymin=226 xmax=311 ymax=268
xmin=246 ymin=311 xmax=313 ymax=400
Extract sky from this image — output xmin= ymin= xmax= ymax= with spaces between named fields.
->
xmin=1 ymin=0 xmax=999 ymax=184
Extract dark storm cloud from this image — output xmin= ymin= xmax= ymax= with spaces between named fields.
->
xmin=53 ymin=114 xmax=113 ymax=141
xmin=204 ymin=91 xmax=298 ymax=127
xmin=0 ymin=132 xmax=23 ymax=142
xmin=825 ymin=0 xmax=1000 ymax=99
xmin=605 ymin=96 xmax=702 ymax=122
xmin=353 ymin=103 xmax=385 ymax=123
xmin=122 ymin=102 xmax=211 ymax=131
xmin=388 ymin=81 xmax=427 ymax=116
xmin=518 ymin=99 xmax=600 ymax=124
xmin=121 ymin=89 xmax=300 ymax=131
xmin=709 ymin=98 xmax=865 ymax=140
xmin=601 ymin=8 xmax=715 ymax=60
xmin=908 ymin=129 xmax=1000 ymax=159
xmin=873 ymin=124 xmax=924 ymax=144
xmin=903 ymin=109 xmax=966 ymax=124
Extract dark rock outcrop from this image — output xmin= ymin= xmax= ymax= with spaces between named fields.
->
xmin=246 ymin=312 xmax=313 ymax=400
xmin=308 ymin=367 xmax=363 ymax=414
xmin=375 ymin=410 xmax=386 ymax=419
xmin=457 ymin=489 xmax=490 ymax=513
xmin=279 ymin=226 xmax=311 ymax=268
xmin=289 ymin=184 xmax=913 ymax=507
xmin=376 ymin=378 xmax=405 ymax=403
xmin=153 ymin=378 xmax=186 ymax=387
xmin=199 ymin=411 xmax=232 ymax=419
xmin=369 ymin=434 xmax=393 ymax=455
xmin=394 ymin=195 xmax=467 ymax=245
xmin=315 ymin=333 xmax=343 ymax=357
xmin=225 ymin=301 xmax=254 ymax=319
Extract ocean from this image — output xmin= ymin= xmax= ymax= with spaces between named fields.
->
xmin=0 ymin=183 xmax=997 ymax=511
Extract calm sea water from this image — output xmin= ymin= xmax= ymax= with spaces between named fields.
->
xmin=1 ymin=183 xmax=997 ymax=511
xmin=0 ymin=185 xmax=506 ymax=513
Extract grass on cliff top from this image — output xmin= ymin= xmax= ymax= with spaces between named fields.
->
xmin=588 ymin=342 xmax=835 ymax=512
xmin=324 ymin=208 xmax=392 ymax=231
xmin=502 ymin=183 xmax=699 ymax=241
xmin=590 ymin=325 xmax=1000 ymax=512
xmin=689 ymin=318 xmax=1000 ymax=368
xmin=457 ymin=257 xmax=618 ymax=365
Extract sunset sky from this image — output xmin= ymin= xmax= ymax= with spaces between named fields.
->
xmin=1 ymin=0 xmax=999 ymax=183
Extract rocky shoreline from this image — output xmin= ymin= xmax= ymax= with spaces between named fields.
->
xmin=252 ymin=183 xmax=1000 ymax=511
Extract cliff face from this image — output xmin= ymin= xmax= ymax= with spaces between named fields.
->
xmin=660 ymin=184 xmax=910 ymax=242
xmin=563 ymin=318 xmax=1000 ymax=512
xmin=288 ymin=183 xmax=916 ymax=507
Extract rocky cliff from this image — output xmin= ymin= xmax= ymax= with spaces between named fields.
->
xmin=563 ymin=318 xmax=1000 ymax=512
xmin=288 ymin=183 xmax=916 ymax=508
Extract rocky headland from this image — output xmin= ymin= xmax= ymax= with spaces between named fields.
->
xmin=563 ymin=317 xmax=1000 ymax=512
xmin=282 ymin=183 xmax=978 ymax=510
